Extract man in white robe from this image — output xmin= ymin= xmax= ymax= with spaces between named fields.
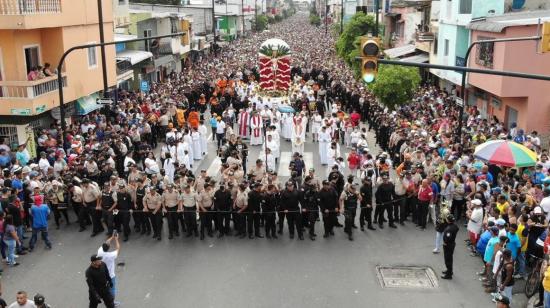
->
xmin=318 ymin=126 xmax=331 ymax=165
xmin=249 ymin=112 xmax=263 ymax=146
xmin=265 ymin=134 xmax=279 ymax=164
xmin=191 ymin=128 xmax=202 ymax=160
xmin=183 ymin=132 xmax=194 ymax=163
xmin=198 ymin=122 xmax=208 ymax=156
xmin=282 ymin=113 xmax=293 ymax=140
xmin=311 ymin=111 xmax=322 ymax=142
xmin=237 ymin=109 xmax=250 ymax=139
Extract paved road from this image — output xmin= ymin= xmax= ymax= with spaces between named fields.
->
xmin=2 ymin=125 xmax=528 ymax=307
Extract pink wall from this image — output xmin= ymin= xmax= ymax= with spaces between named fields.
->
xmin=469 ymin=25 xmax=550 ymax=133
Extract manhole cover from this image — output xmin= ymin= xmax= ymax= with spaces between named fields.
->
xmin=376 ymin=265 xmax=439 ymax=289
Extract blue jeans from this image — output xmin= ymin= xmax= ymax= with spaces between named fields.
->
xmin=544 ymin=290 xmax=550 ymax=308
xmin=111 ymin=276 xmax=117 ymax=298
xmin=29 ymin=227 xmax=52 ymax=249
xmin=434 ymin=231 xmax=443 ymax=251
xmin=4 ymin=239 xmax=15 ymax=265
xmin=16 ymin=225 xmax=25 ymax=251
xmin=517 ymin=251 xmax=526 ymax=276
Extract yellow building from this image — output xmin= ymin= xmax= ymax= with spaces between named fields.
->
xmin=0 ymin=0 xmax=116 ymax=146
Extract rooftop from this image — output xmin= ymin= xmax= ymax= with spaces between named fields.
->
xmin=467 ymin=10 xmax=550 ymax=33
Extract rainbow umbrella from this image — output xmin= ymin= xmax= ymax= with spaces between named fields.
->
xmin=474 ymin=140 xmax=537 ymax=167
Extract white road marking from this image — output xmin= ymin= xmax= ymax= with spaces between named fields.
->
xmin=206 ymin=157 xmax=222 ymax=177
xmin=277 ymin=151 xmax=292 ymax=176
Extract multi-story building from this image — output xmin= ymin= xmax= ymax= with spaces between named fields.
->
xmin=130 ymin=2 xmax=212 ymax=62
xmin=128 ymin=9 xmax=192 ymax=85
xmin=431 ymin=0 xmax=504 ymax=92
xmin=0 ymin=0 xmax=116 ymax=148
xmin=466 ymin=10 xmax=550 ymax=133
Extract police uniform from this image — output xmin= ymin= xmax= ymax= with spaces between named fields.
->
xmin=279 ymin=187 xmax=303 ymax=240
xmin=442 ymin=216 xmax=459 ymax=279
xmin=144 ymin=191 xmax=163 ymax=240
xmin=134 ymin=184 xmax=150 ymax=235
xmin=100 ymin=188 xmax=116 ymax=236
xmin=341 ymin=186 xmax=359 ymax=240
xmin=246 ymin=185 xmax=264 ymax=238
xmin=302 ymin=185 xmax=319 ymax=240
xmin=262 ymin=190 xmax=278 ymax=238
xmin=318 ymin=183 xmax=339 ymax=237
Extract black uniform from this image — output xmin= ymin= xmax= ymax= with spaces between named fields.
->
xmin=359 ymin=181 xmax=375 ymax=230
xmin=214 ymin=187 xmax=232 ymax=236
xmin=86 ymin=263 xmax=114 ymax=308
xmin=302 ymin=185 xmax=319 ymax=239
xmin=134 ymin=186 xmax=150 ymax=234
xmin=279 ymin=189 xmax=303 ymax=239
xmin=374 ymin=181 xmax=396 ymax=228
xmin=247 ymin=189 xmax=263 ymax=238
xmin=115 ymin=190 xmax=132 ymax=240
xmin=262 ymin=191 xmax=278 ymax=238
xmin=100 ymin=190 xmax=115 ymax=236
xmin=342 ymin=189 xmax=359 ymax=239
xmin=318 ymin=186 xmax=339 ymax=236
xmin=442 ymin=222 xmax=459 ymax=277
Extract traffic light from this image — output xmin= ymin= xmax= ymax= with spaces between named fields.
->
xmin=541 ymin=22 xmax=550 ymax=53
xmin=360 ymin=37 xmax=380 ymax=83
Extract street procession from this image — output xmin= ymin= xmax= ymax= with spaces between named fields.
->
xmin=1 ymin=0 xmax=550 ymax=307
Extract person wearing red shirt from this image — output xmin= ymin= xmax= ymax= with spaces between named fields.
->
xmin=347 ymin=148 xmax=361 ymax=178
xmin=417 ymin=179 xmax=433 ymax=230
xmin=350 ymin=110 xmax=361 ymax=127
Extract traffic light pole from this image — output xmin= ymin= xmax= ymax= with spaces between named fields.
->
xmin=56 ymin=32 xmax=185 ymax=147
xmin=374 ymin=0 xmax=379 ymax=37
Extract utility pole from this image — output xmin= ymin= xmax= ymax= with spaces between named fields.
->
xmin=374 ymin=0 xmax=379 ymax=37
xmin=340 ymin=0 xmax=344 ymax=34
xmin=241 ymin=0 xmax=245 ymax=36
xmin=212 ymin=0 xmax=217 ymax=43
xmin=255 ymin=0 xmax=258 ymax=31
xmin=97 ymin=0 xmax=108 ymax=98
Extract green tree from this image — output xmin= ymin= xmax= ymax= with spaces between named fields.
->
xmin=368 ymin=65 xmax=421 ymax=110
xmin=309 ymin=14 xmax=321 ymax=26
xmin=256 ymin=15 xmax=268 ymax=31
xmin=336 ymin=12 xmax=375 ymax=66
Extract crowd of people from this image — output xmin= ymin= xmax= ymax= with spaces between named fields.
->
xmin=0 ymin=12 xmax=548 ymax=308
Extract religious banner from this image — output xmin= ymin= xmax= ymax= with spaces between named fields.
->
xmin=259 ymin=38 xmax=291 ymax=92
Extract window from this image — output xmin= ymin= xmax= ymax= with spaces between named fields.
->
xmin=444 ymin=39 xmax=449 ymax=56
xmin=24 ymin=46 xmax=40 ymax=74
xmin=87 ymin=43 xmax=97 ymax=68
xmin=144 ymin=29 xmax=152 ymax=52
xmin=476 ymin=36 xmax=495 ymax=68
xmin=459 ymin=0 xmax=472 ymax=14
xmin=118 ymin=0 xmax=126 ymax=4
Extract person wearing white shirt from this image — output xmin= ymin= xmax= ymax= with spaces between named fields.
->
xmin=97 ymin=235 xmax=120 ymax=300
xmin=215 ymin=118 xmax=226 ymax=149
xmin=467 ymin=199 xmax=484 ymax=250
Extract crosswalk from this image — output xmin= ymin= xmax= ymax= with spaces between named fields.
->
xmin=205 ymin=151 xmax=316 ymax=178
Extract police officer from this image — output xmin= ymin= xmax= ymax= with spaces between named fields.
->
xmin=302 ymin=176 xmax=319 ymax=241
xmin=234 ymin=183 xmax=249 ymax=238
xmin=279 ymin=181 xmax=304 ymax=240
xmin=198 ymin=183 xmax=215 ymax=240
xmin=162 ymin=184 xmax=181 ymax=239
xmin=143 ymin=188 xmax=163 ymax=241
xmin=340 ymin=183 xmax=361 ymax=241
xmin=98 ymin=183 xmax=117 ymax=237
xmin=374 ymin=173 xmax=397 ymax=229
xmin=247 ymin=183 xmax=264 ymax=239
xmin=181 ymin=184 xmax=199 ymax=237
xmin=441 ymin=214 xmax=459 ymax=279
xmin=263 ymin=184 xmax=278 ymax=239
xmin=359 ymin=176 xmax=375 ymax=231
xmin=134 ymin=179 xmax=150 ymax=235
xmin=214 ymin=183 xmax=232 ymax=238
xmin=115 ymin=183 xmax=132 ymax=241
xmin=318 ymin=180 xmax=339 ymax=238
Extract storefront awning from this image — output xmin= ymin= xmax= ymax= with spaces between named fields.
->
xmin=76 ymin=93 xmax=101 ymax=116
xmin=400 ymin=54 xmax=429 ymax=63
xmin=115 ymin=50 xmax=153 ymax=65
xmin=383 ymin=44 xmax=416 ymax=58
xmin=114 ymin=34 xmax=138 ymax=42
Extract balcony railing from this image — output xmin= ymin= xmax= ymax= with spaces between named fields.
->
xmin=0 ymin=0 xmax=61 ymax=15
xmin=415 ymin=24 xmax=434 ymax=42
xmin=0 ymin=74 xmax=67 ymax=99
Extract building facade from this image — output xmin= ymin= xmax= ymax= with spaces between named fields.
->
xmin=0 ymin=0 xmax=116 ymax=147
xmin=467 ymin=10 xmax=550 ymax=133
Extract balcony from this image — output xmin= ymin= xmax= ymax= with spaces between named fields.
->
xmin=0 ymin=74 xmax=67 ymax=115
xmin=0 ymin=0 xmax=61 ymax=15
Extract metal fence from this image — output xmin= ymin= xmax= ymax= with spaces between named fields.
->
xmin=0 ymin=0 xmax=62 ymax=15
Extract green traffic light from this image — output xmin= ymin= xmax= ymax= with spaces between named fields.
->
xmin=363 ymin=74 xmax=375 ymax=83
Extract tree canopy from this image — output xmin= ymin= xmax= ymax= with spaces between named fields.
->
xmin=336 ymin=12 xmax=375 ymax=75
xmin=368 ymin=65 xmax=421 ymax=110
